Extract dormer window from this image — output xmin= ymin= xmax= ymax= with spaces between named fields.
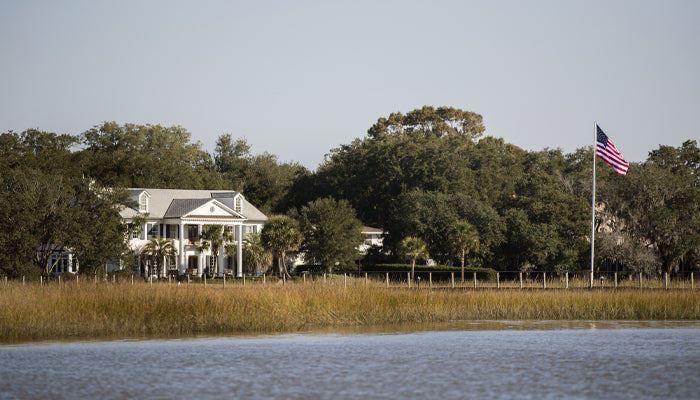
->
xmin=234 ymin=196 xmax=242 ymax=214
xmin=139 ymin=192 xmax=150 ymax=213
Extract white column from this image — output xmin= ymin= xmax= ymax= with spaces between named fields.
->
xmin=218 ymin=250 xmax=225 ymax=277
xmin=237 ymin=224 xmax=243 ymax=277
xmin=179 ymin=222 xmax=185 ymax=272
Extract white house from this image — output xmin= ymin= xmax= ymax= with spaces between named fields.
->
xmin=121 ymin=189 xmax=267 ymax=278
xmin=359 ymin=226 xmax=384 ymax=255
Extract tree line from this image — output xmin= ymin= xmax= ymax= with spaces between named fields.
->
xmin=1 ymin=106 xmax=698 ymax=278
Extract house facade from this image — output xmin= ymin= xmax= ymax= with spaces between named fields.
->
xmin=359 ymin=226 xmax=384 ymax=255
xmin=122 ymin=189 xmax=267 ymax=278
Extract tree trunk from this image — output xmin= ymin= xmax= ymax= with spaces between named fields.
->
xmin=411 ymin=257 xmax=415 ymax=280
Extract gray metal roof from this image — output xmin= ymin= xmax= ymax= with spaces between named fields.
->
xmin=122 ymin=188 xmax=267 ymax=222
xmin=163 ymin=198 xmax=212 ymax=218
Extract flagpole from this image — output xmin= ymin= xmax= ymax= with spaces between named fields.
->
xmin=590 ymin=122 xmax=596 ymax=288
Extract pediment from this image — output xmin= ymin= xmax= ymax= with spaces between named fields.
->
xmin=183 ymin=199 xmax=245 ymax=219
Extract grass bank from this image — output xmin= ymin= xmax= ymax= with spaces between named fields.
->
xmin=1 ymin=279 xmax=698 ymax=343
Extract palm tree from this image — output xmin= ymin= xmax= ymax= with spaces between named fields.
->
xmin=140 ymin=237 xmax=178 ymax=278
xmin=451 ymin=221 xmax=480 ymax=283
xmin=242 ymin=232 xmax=272 ymax=275
xmin=199 ymin=224 xmax=235 ymax=276
xmin=261 ymin=215 xmax=301 ymax=277
xmin=399 ymin=236 xmax=429 ymax=280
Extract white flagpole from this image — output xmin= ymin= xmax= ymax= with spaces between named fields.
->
xmin=590 ymin=122 xmax=596 ymax=288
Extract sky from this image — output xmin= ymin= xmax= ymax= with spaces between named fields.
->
xmin=1 ymin=0 xmax=698 ymax=170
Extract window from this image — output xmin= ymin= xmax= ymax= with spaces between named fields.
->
xmin=187 ymin=256 xmax=198 ymax=272
xmin=147 ymin=223 xmax=159 ymax=239
xmin=234 ymin=196 xmax=242 ymax=214
xmin=166 ymin=224 xmax=179 ymax=239
xmin=138 ymin=192 xmax=149 ymax=213
xmin=187 ymin=225 xmax=198 ymax=244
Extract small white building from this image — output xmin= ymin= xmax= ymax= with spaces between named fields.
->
xmin=121 ymin=189 xmax=267 ymax=278
xmin=359 ymin=226 xmax=384 ymax=255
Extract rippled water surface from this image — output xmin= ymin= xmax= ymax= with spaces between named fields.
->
xmin=1 ymin=321 xmax=699 ymax=399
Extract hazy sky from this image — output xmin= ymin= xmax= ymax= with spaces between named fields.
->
xmin=1 ymin=0 xmax=698 ymax=170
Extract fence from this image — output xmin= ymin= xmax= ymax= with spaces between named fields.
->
xmin=2 ymin=270 xmax=696 ymax=290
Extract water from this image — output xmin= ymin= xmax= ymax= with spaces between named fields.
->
xmin=1 ymin=321 xmax=699 ymax=399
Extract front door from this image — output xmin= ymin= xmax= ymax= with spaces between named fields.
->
xmin=187 ymin=256 xmax=198 ymax=275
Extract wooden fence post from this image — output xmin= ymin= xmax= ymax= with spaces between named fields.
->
xmin=243 ymin=274 xmax=246 ymax=287
xmin=473 ymin=272 xmax=477 ymax=289
xmin=263 ymin=273 xmax=266 ymax=285
xmin=565 ymin=272 xmax=569 ymax=289
xmin=58 ymin=275 xmax=61 ymax=286
xmin=451 ymin=272 xmax=455 ymax=289
xmin=131 ymin=274 xmax=134 ymax=286
xmin=639 ymin=272 xmax=642 ymax=289
xmin=23 ymin=276 xmax=25 ymax=286
xmin=344 ymin=273 xmax=347 ymax=288
xmin=408 ymin=272 xmax=411 ymax=288
xmin=691 ymin=272 xmax=694 ymax=290
xmin=223 ymin=274 xmax=226 ymax=289
xmin=386 ymin=272 xmax=389 ymax=288
xmin=365 ymin=272 xmax=368 ymax=286
xmin=665 ymin=272 xmax=669 ymax=290
xmin=543 ymin=272 xmax=546 ymax=289
xmin=614 ymin=272 xmax=618 ymax=289
xmin=429 ymin=272 xmax=432 ymax=290
xmin=40 ymin=275 xmax=43 ymax=287
xmin=519 ymin=272 xmax=523 ymax=289
xmin=496 ymin=272 xmax=500 ymax=289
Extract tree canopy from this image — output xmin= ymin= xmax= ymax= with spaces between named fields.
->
xmin=297 ymin=197 xmax=364 ymax=273
xmin=2 ymin=109 xmax=698 ymax=277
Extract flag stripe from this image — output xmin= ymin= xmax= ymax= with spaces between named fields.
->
xmin=596 ymin=125 xmax=629 ymax=176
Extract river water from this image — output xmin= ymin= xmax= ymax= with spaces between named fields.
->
xmin=1 ymin=321 xmax=698 ymax=399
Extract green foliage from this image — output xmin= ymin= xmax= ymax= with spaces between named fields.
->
xmin=298 ymin=197 xmax=364 ymax=273
xmin=214 ymin=136 xmax=310 ymax=214
xmin=399 ymin=236 xmax=429 ymax=279
xmin=261 ymin=215 xmax=301 ymax=277
xmin=0 ymin=167 xmax=132 ymax=277
xmin=79 ymin=122 xmax=221 ymax=189
xmin=140 ymin=237 xmax=178 ymax=278
xmin=199 ymin=225 xmax=234 ymax=256
xmin=367 ymin=105 xmax=485 ymax=140
xmin=242 ymin=232 xmax=272 ymax=275
xmin=3 ymin=111 xmax=698 ymax=279
xmin=604 ymin=140 xmax=700 ymax=273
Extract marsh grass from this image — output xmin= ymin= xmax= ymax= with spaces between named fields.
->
xmin=1 ymin=278 xmax=698 ymax=343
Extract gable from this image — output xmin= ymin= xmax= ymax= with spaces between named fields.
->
xmin=183 ymin=199 xmax=245 ymax=219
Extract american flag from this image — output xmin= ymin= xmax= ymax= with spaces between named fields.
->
xmin=596 ymin=125 xmax=629 ymax=176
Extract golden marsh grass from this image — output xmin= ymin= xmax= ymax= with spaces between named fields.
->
xmin=1 ymin=277 xmax=698 ymax=343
